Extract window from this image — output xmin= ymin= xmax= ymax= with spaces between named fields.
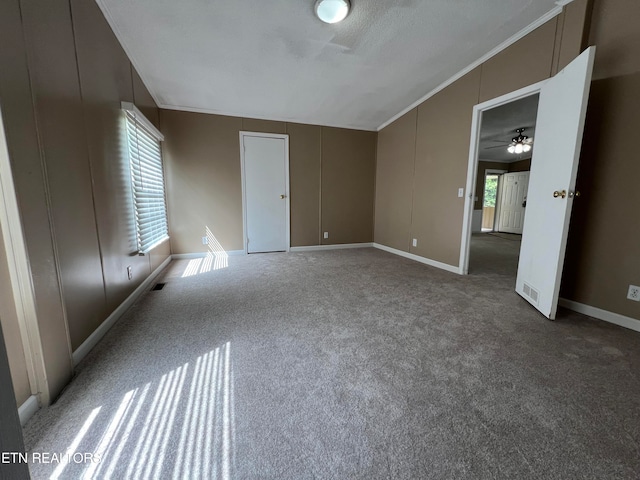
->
xmin=122 ymin=102 xmax=169 ymax=254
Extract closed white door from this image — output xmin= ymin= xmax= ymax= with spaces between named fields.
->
xmin=242 ymin=134 xmax=289 ymax=253
xmin=497 ymin=172 xmax=529 ymax=234
xmin=516 ymin=47 xmax=595 ymax=319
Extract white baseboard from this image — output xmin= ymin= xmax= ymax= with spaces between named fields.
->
xmin=289 ymin=243 xmax=373 ymax=252
xmin=172 ymin=250 xmax=245 ymax=259
xmin=373 ymin=243 xmax=462 ymax=275
xmin=559 ymin=298 xmax=640 ymax=333
xmin=72 ymin=256 xmax=172 ymax=366
xmin=18 ymin=394 xmax=39 ymax=426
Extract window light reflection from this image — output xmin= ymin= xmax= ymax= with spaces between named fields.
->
xmin=50 ymin=343 xmax=235 ymax=480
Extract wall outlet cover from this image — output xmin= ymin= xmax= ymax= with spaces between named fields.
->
xmin=412 ymin=238 xmax=417 ymax=247
xmin=323 ymin=232 xmax=329 ymax=239
xmin=627 ymin=285 xmax=640 ymax=301
xmin=202 ymin=236 xmax=208 ymax=245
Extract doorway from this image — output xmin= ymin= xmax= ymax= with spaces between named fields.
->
xmin=460 ymin=47 xmax=595 ymax=319
xmin=467 ymin=92 xmax=539 ymax=279
xmin=239 ymin=132 xmax=290 ymax=254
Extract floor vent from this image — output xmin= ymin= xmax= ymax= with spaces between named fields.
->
xmin=151 ymin=283 xmax=166 ymax=291
xmin=522 ymin=282 xmax=539 ymax=305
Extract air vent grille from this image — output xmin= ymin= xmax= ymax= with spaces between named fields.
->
xmin=522 ymin=282 xmax=539 ymax=305
xmin=151 ymin=283 xmax=166 ymax=291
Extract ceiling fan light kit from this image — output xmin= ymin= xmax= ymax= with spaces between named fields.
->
xmin=507 ymin=128 xmax=533 ymax=154
xmin=315 ymin=0 xmax=350 ymax=24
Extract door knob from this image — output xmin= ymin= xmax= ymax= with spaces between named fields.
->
xmin=280 ymin=194 xmax=287 ymax=199
xmin=553 ymin=190 xmax=566 ymax=199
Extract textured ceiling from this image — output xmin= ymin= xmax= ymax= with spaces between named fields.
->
xmin=97 ymin=0 xmax=563 ymax=131
xmin=479 ymin=94 xmax=539 ymax=163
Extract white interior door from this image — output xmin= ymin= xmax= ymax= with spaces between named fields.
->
xmin=242 ymin=134 xmax=289 ymax=253
xmin=497 ymin=172 xmax=529 ymax=234
xmin=516 ymin=47 xmax=595 ymax=319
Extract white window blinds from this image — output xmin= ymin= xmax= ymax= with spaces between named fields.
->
xmin=122 ymin=102 xmax=169 ymax=254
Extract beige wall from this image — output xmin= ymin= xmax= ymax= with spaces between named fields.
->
xmin=374 ymin=110 xmax=417 ymax=251
xmin=0 ymin=222 xmax=30 ymax=406
xmin=288 ymin=123 xmax=322 ymax=247
xmin=411 ymin=68 xmax=482 ymax=266
xmin=162 ymin=110 xmax=376 ymax=252
xmin=321 ymin=128 xmax=376 ymax=245
xmin=0 ymin=0 xmax=170 ymax=402
xmin=375 ymin=0 xmax=640 ymax=321
xmin=561 ymin=0 xmax=640 ymax=320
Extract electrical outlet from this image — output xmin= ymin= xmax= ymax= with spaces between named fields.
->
xmin=412 ymin=238 xmax=417 ymax=247
xmin=202 ymin=236 xmax=208 ymax=245
xmin=127 ymin=265 xmax=133 ymax=281
xmin=627 ymin=285 xmax=640 ymax=302
xmin=323 ymin=232 xmax=329 ymax=239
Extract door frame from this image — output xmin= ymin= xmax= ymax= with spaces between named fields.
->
xmin=0 ymin=106 xmax=49 ymax=406
xmin=459 ymin=79 xmax=546 ymax=275
xmin=239 ymin=131 xmax=290 ymax=254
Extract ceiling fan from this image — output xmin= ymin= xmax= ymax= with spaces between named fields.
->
xmin=484 ymin=128 xmax=534 ymax=154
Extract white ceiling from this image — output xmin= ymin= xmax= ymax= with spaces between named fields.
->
xmin=97 ymin=0 xmax=564 ymax=131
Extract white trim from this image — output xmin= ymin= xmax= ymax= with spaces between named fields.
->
xmin=373 ymin=243 xmax=462 ymax=275
xmin=559 ymin=298 xmax=640 ymax=333
xmin=377 ymin=7 xmax=563 ymax=131
xmin=290 ymin=243 xmax=373 ymax=252
xmin=459 ymin=80 xmax=547 ymax=275
xmin=0 ymin=108 xmax=50 ymax=405
xmin=18 ymin=394 xmax=39 ymax=426
xmin=555 ymin=0 xmax=575 ymax=7
xmin=239 ymin=132 xmax=290 ymax=254
xmin=172 ymin=251 xmax=245 ymax=260
xmin=72 ymin=256 xmax=171 ymax=366
xmin=121 ymin=101 xmax=164 ymax=141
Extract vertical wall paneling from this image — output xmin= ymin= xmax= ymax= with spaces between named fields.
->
xmin=20 ymin=0 xmax=107 ymax=353
xmin=374 ymin=109 xmax=417 ymax=251
xmin=289 ymin=123 xmax=322 ymax=247
xmin=321 ymin=127 xmax=376 ymax=245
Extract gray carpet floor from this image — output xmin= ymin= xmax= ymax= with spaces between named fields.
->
xmin=22 ymin=239 xmax=640 ymax=479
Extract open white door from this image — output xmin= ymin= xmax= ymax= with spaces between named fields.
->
xmin=497 ymin=172 xmax=529 ymax=234
xmin=516 ymin=47 xmax=595 ymax=319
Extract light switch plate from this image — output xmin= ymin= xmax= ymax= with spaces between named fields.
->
xmin=458 ymin=188 xmax=464 ymax=198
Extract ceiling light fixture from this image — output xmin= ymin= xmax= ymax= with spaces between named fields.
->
xmin=315 ymin=0 xmax=350 ymax=24
xmin=507 ymin=128 xmax=533 ymax=154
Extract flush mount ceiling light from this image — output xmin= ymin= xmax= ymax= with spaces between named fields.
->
xmin=507 ymin=128 xmax=533 ymax=154
xmin=315 ymin=0 xmax=350 ymax=24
